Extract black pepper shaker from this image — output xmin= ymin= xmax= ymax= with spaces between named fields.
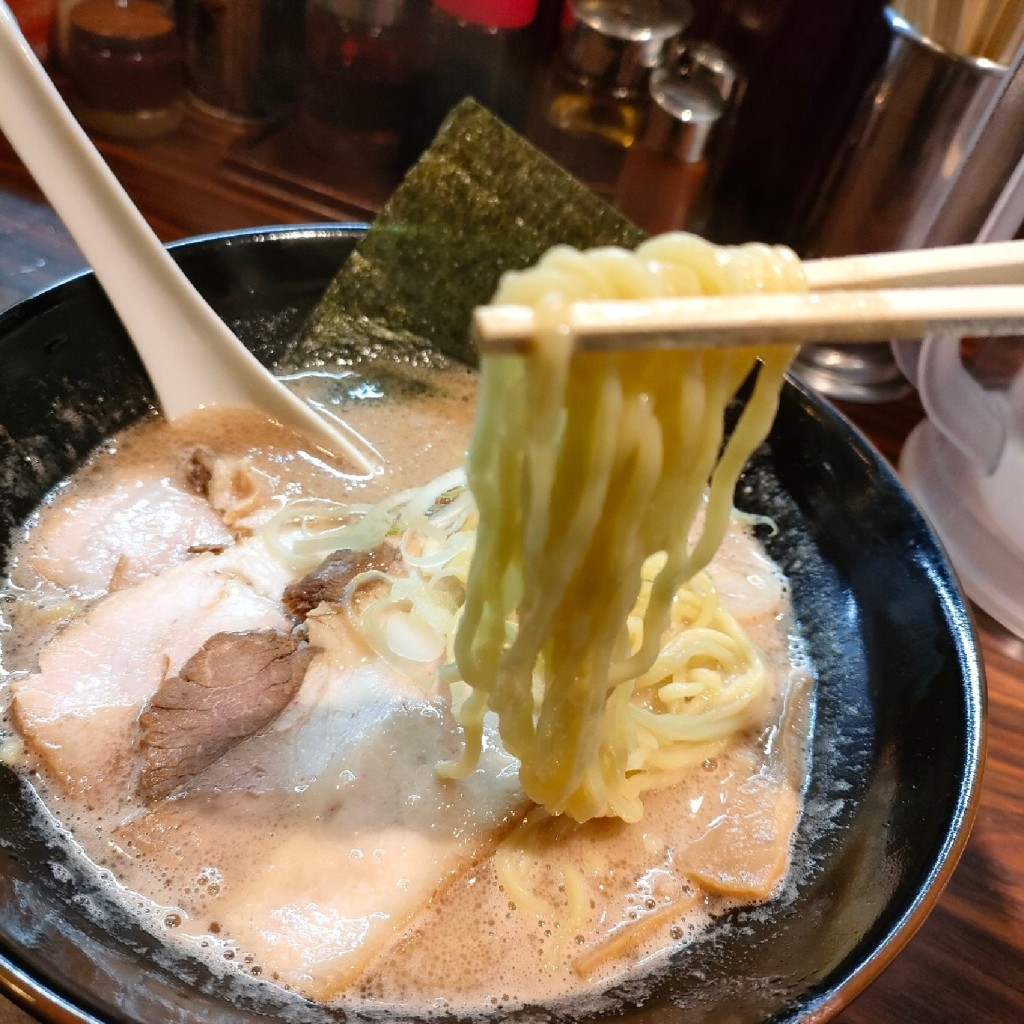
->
xmin=664 ymin=39 xmax=745 ymax=234
xmin=177 ymin=0 xmax=305 ymax=121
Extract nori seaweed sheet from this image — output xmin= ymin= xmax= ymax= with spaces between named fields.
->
xmin=289 ymin=100 xmax=645 ymax=369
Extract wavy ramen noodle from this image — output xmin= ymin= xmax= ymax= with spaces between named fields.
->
xmin=450 ymin=234 xmax=805 ymax=822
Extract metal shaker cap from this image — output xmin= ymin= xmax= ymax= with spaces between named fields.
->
xmin=562 ymin=0 xmax=693 ymax=97
xmin=642 ymin=67 xmax=725 ymax=162
xmin=670 ymin=39 xmax=746 ymax=108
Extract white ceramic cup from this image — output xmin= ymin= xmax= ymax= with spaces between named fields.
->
xmin=896 ymin=335 xmax=1024 ymax=637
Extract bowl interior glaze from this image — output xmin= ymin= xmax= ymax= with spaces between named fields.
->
xmin=0 ymin=226 xmax=984 ymax=1024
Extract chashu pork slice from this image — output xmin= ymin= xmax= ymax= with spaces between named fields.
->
xmin=17 ymin=477 xmax=232 ymax=597
xmin=11 ymin=537 xmax=293 ymax=803
xmin=114 ymin=609 xmax=525 ymax=1000
xmin=138 ymin=629 xmax=316 ymax=801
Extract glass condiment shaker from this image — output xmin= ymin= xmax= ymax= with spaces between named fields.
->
xmin=66 ymin=0 xmax=184 ymax=140
xmin=527 ymin=0 xmax=691 ymax=193
xmin=54 ymin=0 xmax=83 ymax=64
xmin=613 ymin=67 xmax=724 ymax=234
xmin=663 ymin=38 xmax=745 ymax=234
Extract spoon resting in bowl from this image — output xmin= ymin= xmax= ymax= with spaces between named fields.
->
xmin=0 ymin=3 xmax=376 ymax=474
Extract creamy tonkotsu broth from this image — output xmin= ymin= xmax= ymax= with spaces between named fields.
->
xmin=0 ymin=361 xmax=813 ymax=1014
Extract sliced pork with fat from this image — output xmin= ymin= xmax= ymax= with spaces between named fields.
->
xmin=183 ymin=447 xmax=273 ymax=531
xmin=15 ymin=478 xmax=232 ymax=597
xmin=113 ymin=609 xmax=525 ymax=999
xmin=11 ymin=538 xmax=293 ymax=803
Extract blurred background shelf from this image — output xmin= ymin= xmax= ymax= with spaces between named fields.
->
xmin=0 ymin=101 xmax=384 ymax=242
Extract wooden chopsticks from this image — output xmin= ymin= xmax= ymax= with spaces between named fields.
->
xmin=473 ymin=240 xmax=1024 ymax=354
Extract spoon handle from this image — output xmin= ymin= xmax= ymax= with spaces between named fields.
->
xmin=0 ymin=5 xmax=373 ymax=469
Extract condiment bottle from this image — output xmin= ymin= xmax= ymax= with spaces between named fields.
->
xmin=613 ymin=67 xmax=724 ymax=234
xmin=661 ymin=38 xmax=745 ymax=234
xmin=402 ymin=0 xmax=540 ymax=163
xmin=527 ymin=0 xmax=691 ymax=193
xmin=54 ymin=0 xmax=83 ymax=64
xmin=301 ymin=0 xmax=429 ymax=167
xmin=66 ymin=0 xmax=184 ymax=140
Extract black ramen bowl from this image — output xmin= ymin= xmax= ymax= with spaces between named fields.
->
xmin=0 ymin=225 xmax=984 ymax=1024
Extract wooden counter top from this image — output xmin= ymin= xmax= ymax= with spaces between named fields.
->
xmin=0 ymin=140 xmax=1021 ymax=1023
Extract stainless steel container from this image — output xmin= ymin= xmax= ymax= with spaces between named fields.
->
xmin=793 ymin=6 xmax=1009 ymax=402
xmin=177 ymin=0 xmax=304 ymax=121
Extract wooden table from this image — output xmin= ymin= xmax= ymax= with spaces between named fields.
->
xmin=0 ymin=158 xmax=1021 ymax=1024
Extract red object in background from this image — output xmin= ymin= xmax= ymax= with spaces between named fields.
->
xmin=434 ymin=0 xmax=539 ymax=29
xmin=8 ymin=0 xmax=55 ymax=58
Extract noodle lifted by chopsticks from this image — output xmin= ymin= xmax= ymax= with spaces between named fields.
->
xmin=447 ymin=233 xmax=806 ymax=822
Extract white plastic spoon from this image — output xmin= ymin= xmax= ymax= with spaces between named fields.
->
xmin=0 ymin=3 xmax=375 ymax=473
